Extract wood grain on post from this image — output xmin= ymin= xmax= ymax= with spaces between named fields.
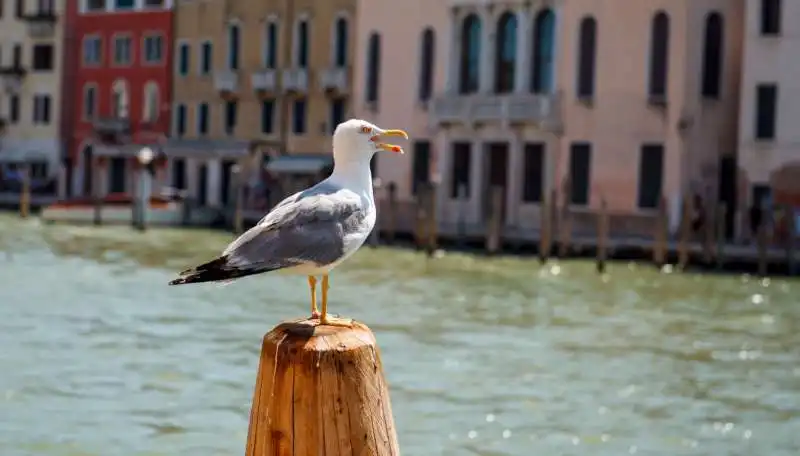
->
xmin=677 ymin=195 xmax=692 ymax=269
xmin=245 ymin=320 xmax=400 ymax=456
xmin=652 ymin=197 xmax=667 ymax=267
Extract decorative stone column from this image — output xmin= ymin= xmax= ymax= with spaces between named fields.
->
xmin=478 ymin=7 xmax=495 ymax=94
xmin=515 ymin=6 xmax=531 ymax=94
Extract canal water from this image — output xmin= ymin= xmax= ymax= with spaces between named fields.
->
xmin=0 ymin=213 xmax=798 ymax=456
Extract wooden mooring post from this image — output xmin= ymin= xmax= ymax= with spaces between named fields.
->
xmin=245 ymin=320 xmax=400 ymax=456
xmin=652 ymin=197 xmax=667 ymax=267
xmin=485 ymin=186 xmax=503 ymax=254
xmin=557 ymin=192 xmax=572 ymax=258
xmin=715 ymin=203 xmax=727 ymax=271
xmin=538 ymin=189 xmax=554 ymax=263
xmin=92 ymin=157 xmax=105 ymax=226
xmin=703 ymin=201 xmax=715 ymax=265
xmin=385 ymin=182 xmax=397 ymax=244
xmin=596 ymin=198 xmax=609 ymax=273
xmin=786 ymin=206 xmax=797 ymax=275
xmin=232 ymin=164 xmax=245 ymax=234
xmin=757 ymin=220 xmax=768 ymax=277
xmin=18 ymin=164 xmax=30 ymax=218
xmin=425 ymin=181 xmax=438 ymax=256
xmin=677 ymin=195 xmax=693 ymax=270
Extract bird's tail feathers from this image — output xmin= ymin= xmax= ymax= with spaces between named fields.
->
xmin=168 ymin=255 xmax=267 ymax=286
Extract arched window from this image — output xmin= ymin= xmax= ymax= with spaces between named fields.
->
xmin=531 ymin=8 xmax=555 ymax=93
xmin=227 ymin=23 xmax=240 ymax=70
xmin=701 ymin=12 xmax=724 ymax=99
xmin=576 ymin=16 xmax=597 ymax=98
xmin=365 ymin=32 xmax=381 ymax=104
xmin=296 ymin=18 xmax=309 ymax=68
xmin=264 ymin=20 xmax=279 ymax=69
xmin=83 ymin=83 xmax=97 ymax=120
xmin=648 ymin=11 xmax=670 ymax=98
xmin=334 ymin=16 xmax=348 ymax=67
xmin=458 ymin=14 xmax=481 ymax=94
xmin=418 ymin=28 xmax=435 ymax=102
xmin=142 ymin=81 xmax=160 ymax=122
xmin=494 ymin=11 xmax=517 ymax=94
xmin=111 ymin=79 xmax=129 ymax=118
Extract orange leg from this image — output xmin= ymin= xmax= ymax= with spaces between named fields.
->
xmin=307 ymin=276 xmax=319 ymax=319
xmin=319 ymin=274 xmax=352 ymax=327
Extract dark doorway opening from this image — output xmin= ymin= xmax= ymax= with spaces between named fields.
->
xmin=484 ymin=142 xmax=509 ymax=222
xmin=81 ymin=146 xmax=93 ymax=196
xmin=718 ymin=154 xmax=737 ymax=239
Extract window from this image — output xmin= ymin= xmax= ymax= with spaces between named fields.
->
xmin=113 ymin=35 xmax=132 ymax=65
xmin=83 ymin=84 xmax=97 ymax=120
xmin=648 ymin=12 xmax=670 ymax=99
xmin=83 ymin=36 xmax=102 ymax=65
xmin=418 ymin=28 xmax=435 ymax=102
xmin=115 ymin=0 xmax=134 ymax=9
xmin=142 ymin=82 xmax=159 ymax=122
xmin=494 ymin=12 xmax=517 ymax=94
xmin=224 ymin=100 xmax=237 ymax=135
xmin=755 ymin=83 xmax=778 ymax=140
xmin=334 ymin=16 xmax=348 ymax=67
xmin=12 ymin=43 xmax=22 ymax=67
xmin=459 ymin=14 xmax=481 ymax=94
xmin=200 ymin=41 xmax=212 ymax=75
xmin=637 ymin=144 xmax=664 ymax=209
xmin=197 ymin=102 xmax=209 ymax=135
xmin=292 ymin=99 xmax=306 ymax=134
xmin=9 ymin=95 xmax=20 ymax=123
xmin=568 ymin=142 xmax=591 ymax=205
xmin=171 ymin=158 xmax=186 ymax=191
xmin=450 ymin=142 xmax=472 ymax=198
xmin=761 ymin=0 xmax=781 ymax=35
xmin=411 ymin=141 xmax=430 ymax=195
xmin=144 ymin=0 xmax=165 ymax=7
xmin=522 ymin=143 xmax=545 ymax=203
xmin=265 ymin=22 xmax=278 ymax=68
xmin=701 ymin=13 xmax=724 ymax=99
xmin=227 ymin=24 xmax=240 ymax=70
xmin=177 ymin=42 xmax=190 ymax=75
xmin=576 ymin=16 xmax=597 ymax=99
xmin=174 ymin=103 xmax=186 ymax=137
xmin=109 ymin=157 xmax=127 ymax=194
xmin=32 ymin=94 xmax=51 ymax=124
xmin=14 ymin=0 xmax=23 ymax=17
xmin=86 ymin=0 xmax=105 ymax=11
xmin=296 ymin=19 xmax=309 ymax=67
xmin=365 ymin=32 xmax=381 ymax=104
xmin=261 ymin=99 xmax=274 ymax=134
xmin=31 ymin=44 xmax=54 ymax=71
xmin=329 ymin=97 xmax=345 ymax=133
xmin=143 ymin=34 xmax=163 ymax=64
xmin=531 ymin=9 xmax=556 ymax=93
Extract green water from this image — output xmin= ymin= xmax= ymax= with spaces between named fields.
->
xmin=0 ymin=213 xmax=798 ymax=455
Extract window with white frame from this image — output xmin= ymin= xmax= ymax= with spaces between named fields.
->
xmin=83 ymin=84 xmax=97 ymax=120
xmin=143 ymin=34 xmax=163 ymax=64
xmin=32 ymin=94 xmax=51 ymax=125
xmin=83 ymin=36 xmax=102 ymax=66
xmin=144 ymin=0 xmax=165 ymax=7
xmin=113 ymin=36 xmax=132 ymax=65
xmin=86 ymin=0 xmax=105 ymax=11
xmin=115 ymin=0 xmax=134 ymax=9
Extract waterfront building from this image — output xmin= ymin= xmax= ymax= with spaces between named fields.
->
xmin=61 ymin=0 xmax=174 ymax=199
xmin=352 ymin=0 xmax=448 ymax=233
xmin=170 ymin=0 xmax=357 ymax=211
xmin=366 ymin=0 xmax=745 ymax=240
xmin=737 ymin=0 xmax=800 ymax=216
xmin=0 ymin=0 xmax=63 ymax=200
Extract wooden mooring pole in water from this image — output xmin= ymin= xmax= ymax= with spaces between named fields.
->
xmin=245 ymin=320 xmax=400 ymax=456
xmin=18 ymin=164 xmax=30 ymax=218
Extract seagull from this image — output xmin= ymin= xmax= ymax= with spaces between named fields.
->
xmin=168 ymin=119 xmax=409 ymax=327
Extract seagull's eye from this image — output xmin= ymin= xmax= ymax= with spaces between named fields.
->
xmin=360 ymin=126 xmax=372 ymax=134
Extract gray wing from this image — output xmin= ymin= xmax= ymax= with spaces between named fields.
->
xmin=221 ymin=185 xmax=368 ymax=271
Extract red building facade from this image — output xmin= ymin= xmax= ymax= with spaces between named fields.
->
xmin=61 ymin=0 xmax=173 ymax=197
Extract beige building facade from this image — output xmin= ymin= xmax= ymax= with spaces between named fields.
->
xmin=170 ymin=0 xmax=357 ymax=208
xmin=0 ymin=0 xmax=63 ymax=183
xmin=358 ymin=0 xmax=746 ymax=240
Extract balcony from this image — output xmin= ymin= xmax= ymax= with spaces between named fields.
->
xmin=92 ymin=117 xmax=131 ymax=136
xmin=319 ymin=67 xmax=348 ymax=94
xmin=430 ymin=92 xmax=562 ymax=130
xmin=0 ymin=66 xmax=25 ymax=94
xmin=251 ymin=69 xmax=278 ymax=93
xmin=214 ymin=70 xmax=238 ymax=93
xmin=22 ymin=10 xmax=57 ymax=38
xmin=282 ymin=68 xmax=309 ymax=93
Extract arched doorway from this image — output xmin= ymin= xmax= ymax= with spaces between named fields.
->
xmin=82 ymin=146 xmax=93 ymax=196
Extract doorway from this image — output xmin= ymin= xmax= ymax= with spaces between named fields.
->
xmin=483 ymin=142 xmax=509 ymax=221
xmin=718 ymin=155 xmax=737 ymax=239
xmin=81 ymin=146 xmax=93 ymax=196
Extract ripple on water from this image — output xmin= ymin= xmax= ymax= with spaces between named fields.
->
xmin=1 ymin=215 xmax=800 ymax=455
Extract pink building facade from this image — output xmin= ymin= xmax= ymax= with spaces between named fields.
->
xmin=357 ymin=0 xmax=745 ymax=239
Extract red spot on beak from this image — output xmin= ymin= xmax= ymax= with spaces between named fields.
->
xmin=391 ymin=146 xmax=402 ymax=153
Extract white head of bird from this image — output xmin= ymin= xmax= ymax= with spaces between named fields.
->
xmin=332 ymin=119 xmax=409 ymax=165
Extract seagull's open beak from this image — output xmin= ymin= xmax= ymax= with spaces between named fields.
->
xmin=370 ymin=129 xmax=409 ymax=154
